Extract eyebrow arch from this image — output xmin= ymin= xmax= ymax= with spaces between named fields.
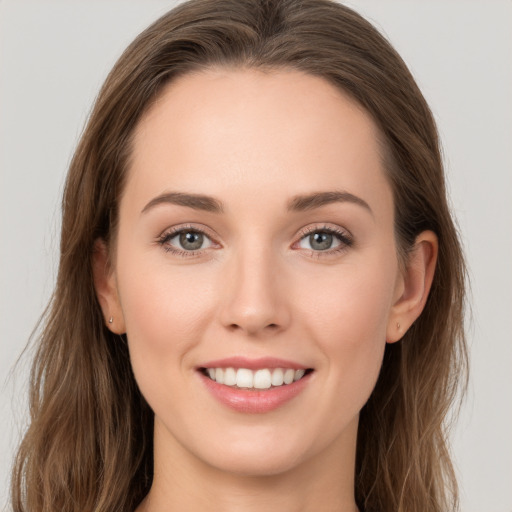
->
xmin=287 ymin=190 xmax=373 ymax=216
xmin=141 ymin=189 xmax=372 ymax=216
xmin=141 ymin=191 xmax=224 ymax=215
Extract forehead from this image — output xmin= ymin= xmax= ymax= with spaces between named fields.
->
xmin=125 ymin=68 xmax=391 ymax=216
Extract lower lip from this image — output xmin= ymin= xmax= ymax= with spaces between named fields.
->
xmin=199 ymin=372 xmax=312 ymax=413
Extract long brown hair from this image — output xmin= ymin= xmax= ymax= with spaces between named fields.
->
xmin=12 ymin=1 xmax=468 ymax=511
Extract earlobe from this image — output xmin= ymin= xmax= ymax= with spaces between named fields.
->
xmin=386 ymin=230 xmax=438 ymax=343
xmin=92 ymin=239 xmax=126 ymax=334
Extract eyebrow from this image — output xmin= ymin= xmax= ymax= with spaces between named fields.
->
xmin=287 ymin=190 xmax=373 ymax=216
xmin=141 ymin=191 xmax=224 ymax=214
xmin=141 ymin=190 xmax=372 ymax=216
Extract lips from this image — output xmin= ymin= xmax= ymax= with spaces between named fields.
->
xmin=197 ymin=357 xmax=314 ymax=413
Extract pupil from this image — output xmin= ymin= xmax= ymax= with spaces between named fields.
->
xmin=310 ymin=232 xmax=332 ymax=250
xmin=180 ymin=231 xmax=203 ymax=250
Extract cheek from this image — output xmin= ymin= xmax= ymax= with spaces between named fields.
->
xmin=297 ymin=256 xmax=396 ymax=402
xmin=299 ymin=257 xmax=396 ymax=345
xmin=115 ymin=251 xmax=218 ymax=381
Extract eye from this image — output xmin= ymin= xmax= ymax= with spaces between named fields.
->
xmin=296 ymin=226 xmax=353 ymax=254
xmin=157 ymin=226 xmax=214 ymax=255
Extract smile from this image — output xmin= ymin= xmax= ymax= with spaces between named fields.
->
xmin=202 ymin=367 xmax=310 ymax=389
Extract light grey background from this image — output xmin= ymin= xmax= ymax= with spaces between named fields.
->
xmin=1 ymin=1 xmax=511 ymax=510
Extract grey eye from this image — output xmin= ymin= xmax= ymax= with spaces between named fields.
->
xmin=180 ymin=231 xmax=203 ymax=250
xmin=168 ymin=230 xmax=212 ymax=251
xmin=310 ymin=232 xmax=333 ymax=250
xmin=298 ymin=231 xmax=342 ymax=251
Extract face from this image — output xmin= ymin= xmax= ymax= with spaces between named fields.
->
xmin=100 ymin=68 xmax=409 ymax=477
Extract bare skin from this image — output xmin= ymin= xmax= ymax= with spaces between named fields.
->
xmin=94 ymin=68 xmax=437 ymax=512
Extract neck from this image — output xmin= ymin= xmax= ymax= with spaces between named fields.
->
xmin=137 ymin=417 xmax=360 ymax=512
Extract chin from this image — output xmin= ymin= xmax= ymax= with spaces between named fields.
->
xmin=206 ymin=448 xmax=306 ymax=478
xmin=192 ymin=425 xmax=323 ymax=478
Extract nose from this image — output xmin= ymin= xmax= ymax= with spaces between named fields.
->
xmin=218 ymin=245 xmax=291 ymax=337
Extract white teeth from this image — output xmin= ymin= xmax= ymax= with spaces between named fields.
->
xmin=215 ymin=368 xmax=224 ymax=385
xmin=294 ymin=369 xmax=305 ymax=381
xmin=224 ymin=367 xmax=237 ymax=386
xmin=283 ymin=368 xmax=295 ymax=385
xmin=206 ymin=367 xmax=308 ymax=389
xmin=236 ymin=368 xmax=253 ymax=388
xmin=271 ymin=368 xmax=284 ymax=386
xmin=253 ymin=369 xmax=272 ymax=389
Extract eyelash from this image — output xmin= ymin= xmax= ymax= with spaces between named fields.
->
xmin=156 ymin=224 xmax=353 ymax=259
xmin=295 ymin=225 xmax=353 ymax=258
xmin=156 ymin=224 xmax=216 ymax=258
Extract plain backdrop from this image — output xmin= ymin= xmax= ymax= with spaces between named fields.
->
xmin=1 ymin=1 xmax=511 ymax=510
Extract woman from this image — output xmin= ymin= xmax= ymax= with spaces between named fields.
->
xmin=11 ymin=0 xmax=467 ymax=511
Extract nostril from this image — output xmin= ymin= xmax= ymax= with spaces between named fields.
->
xmin=227 ymin=322 xmax=279 ymax=332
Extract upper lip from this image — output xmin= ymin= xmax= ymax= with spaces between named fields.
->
xmin=197 ymin=356 xmax=310 ymax=371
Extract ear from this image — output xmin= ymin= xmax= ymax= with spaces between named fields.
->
xmin=386 ymin=230 xmax=438 ymax=343
xmin=92 ymin=239 xmax=126 ymax=334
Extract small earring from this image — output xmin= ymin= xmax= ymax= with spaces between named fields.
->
xmin=397 ymin=322 xmax=401 ymax=330
xmin=108 ymin=316 xmax=113 ymax=324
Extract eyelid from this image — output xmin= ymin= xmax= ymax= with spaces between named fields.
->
xmin=155 ymin=222 xmax=353 ymax=258
xmin=157 ymin=223 xmax=218 ymax=241
xmin=293 ymin=224 xmax=354 ymax=255
xmin=156 ymin=223 xmax=221 ymax=257
xmin=296 ymin=223 xmax=351 ymax=238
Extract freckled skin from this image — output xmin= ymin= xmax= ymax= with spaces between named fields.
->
xmin=95 ymin=69 xmax=435 ymax=512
